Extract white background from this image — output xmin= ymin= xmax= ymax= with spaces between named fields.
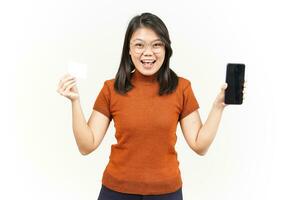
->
xmin=1 ymin=0 xmax=299 ymax=199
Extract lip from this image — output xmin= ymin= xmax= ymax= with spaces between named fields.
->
xmin=141 ymin=60 xmax=155 ymax=69
xmin=141 ymin=60 xmax=156 ymax=63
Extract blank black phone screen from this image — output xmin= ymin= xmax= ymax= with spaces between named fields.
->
xmin=225 ymin=63 xmax=245 ymax=104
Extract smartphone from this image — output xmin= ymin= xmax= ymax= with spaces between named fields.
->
xmin=225 ymin=63 xmax=245 ymax=105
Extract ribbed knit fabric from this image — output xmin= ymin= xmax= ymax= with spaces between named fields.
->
xmin=93 ymin=69 xmax=199 ymax=195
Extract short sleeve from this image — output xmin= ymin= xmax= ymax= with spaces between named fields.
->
xmin=93 ymin=81 xmax=112 ymax=121
xmin=178 ymin=81 xmax=200 ymax=121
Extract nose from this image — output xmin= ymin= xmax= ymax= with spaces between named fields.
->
xmin=143 ymin=45 xmax=154 ymax=55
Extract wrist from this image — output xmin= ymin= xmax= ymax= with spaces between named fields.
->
xmin=212 ymin=103 xmax=225 ymax=112
xmin=71 ymin=98 xmax=80 ymax=104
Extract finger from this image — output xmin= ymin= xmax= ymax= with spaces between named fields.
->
xmin=60 ymin=77 xmax=76 ymax=88
xmin=65 ymin=82 xmax=77 ymax=92
xmin=244 ymin=80 xmax=247 ymax=88
xmin=59 ymin=75 xmax=75 ymax=88
xmin=62 ymin=75 xmax=76 ymax=84
xmin=62 ymin=79 xmax=76 ymax=91
xmin=63 ymin=78 xmax=76 ymax=88
xmin=69 ymin=92 xmax=78 ymax=99
xmin=221 ymin=83 xmax=228 ymax=90
xmin=59 ymin=80 xmax=74 ymax=93
xmin=56 ymin=88 xmax=61 ymax=94
xmin=58 ymin=78 xmax=76 ymax=95
xmin=59 ymin=73 xmax=71 ymax=83
xmin=57 ymin=85 xmax=65 ymax=95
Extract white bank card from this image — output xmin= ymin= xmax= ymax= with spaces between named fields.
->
xmin=67 ymin=61 xmax=87 ymax=79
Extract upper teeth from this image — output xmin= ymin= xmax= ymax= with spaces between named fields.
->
xmin=142 ymin=60 xmax=155 ymax=63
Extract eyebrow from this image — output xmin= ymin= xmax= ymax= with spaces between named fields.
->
xmin=132 ymin=38 xmax=162 ymax=42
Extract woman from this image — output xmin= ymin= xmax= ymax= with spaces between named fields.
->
xmin=57 ymin=12 xmax=246 ymax=200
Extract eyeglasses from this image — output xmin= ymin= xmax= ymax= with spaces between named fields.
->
xmin=130 ymin=41 xmax=165 ymax=54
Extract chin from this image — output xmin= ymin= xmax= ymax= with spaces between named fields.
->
xmin=140 ymin=66 xmax=160 ymax=75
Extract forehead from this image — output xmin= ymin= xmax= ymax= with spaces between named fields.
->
xmin=130 ymin=27 xmax=160 ymax=42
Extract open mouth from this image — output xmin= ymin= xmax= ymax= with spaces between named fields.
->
xmin=141 ymin=60 xmax=156 ymax=64
xmin=140 ymin=60 xmax=156 ymax=69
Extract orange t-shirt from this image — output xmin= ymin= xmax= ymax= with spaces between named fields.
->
xmin=93 ymin=69 xmax=199 ymax=195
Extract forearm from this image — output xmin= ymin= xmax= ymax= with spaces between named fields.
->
xmin=71 ymin=99 xmax=94 ymax=155
xmin=195 ymin=104 xmax=224 ymax=155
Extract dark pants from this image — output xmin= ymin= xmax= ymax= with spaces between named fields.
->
xmin=97 ymin=184 xmax=183 ymax=200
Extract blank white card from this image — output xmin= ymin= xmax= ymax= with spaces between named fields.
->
xmin=67 ymin=61 xmax=87 ymax=79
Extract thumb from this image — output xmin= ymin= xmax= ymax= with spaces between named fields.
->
xmin=222 ymin=83 xmax=228 ymax=90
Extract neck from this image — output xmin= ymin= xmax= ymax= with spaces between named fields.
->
xmin=131 ymin=69 xmax=158 ymax=84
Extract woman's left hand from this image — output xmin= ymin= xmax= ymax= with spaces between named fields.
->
xmin=213 ymin=80 xmax=247 ymax=110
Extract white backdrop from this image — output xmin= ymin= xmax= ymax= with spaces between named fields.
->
xmin=1 ymin=0 xmax=299 ymax=199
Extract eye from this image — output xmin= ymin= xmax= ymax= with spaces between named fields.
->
xmin=135 ymin=43 xmax=144 ymax=47
xmin=153 ymin=42 xmax=164 ymax=47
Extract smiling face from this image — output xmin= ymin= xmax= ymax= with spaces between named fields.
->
xmin=129 ymin=27 xmax=166 ymax=76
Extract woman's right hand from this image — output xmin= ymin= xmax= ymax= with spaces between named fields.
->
xmin=57 ymin=74 xmax=80 ymax=102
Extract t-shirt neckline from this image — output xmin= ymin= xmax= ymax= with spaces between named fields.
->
xmin=131 ymin=69 xmax=158 ymax=85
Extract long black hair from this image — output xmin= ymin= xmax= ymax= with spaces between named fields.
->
xmin=114 ymin=12 xmax=179 ymax=96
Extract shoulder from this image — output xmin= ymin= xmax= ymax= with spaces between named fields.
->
xmin=103 ymin=76 xmax=192 ymax=91
xmin=177 ymin=76 xmax=192 ymax=91
xmin=103 ymin=78 xmax=115 ymax=86
xmin=99 ymin=78 xmax=115 ymax=90
xmin=96 ymin=78 xmax=115 ymax=94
